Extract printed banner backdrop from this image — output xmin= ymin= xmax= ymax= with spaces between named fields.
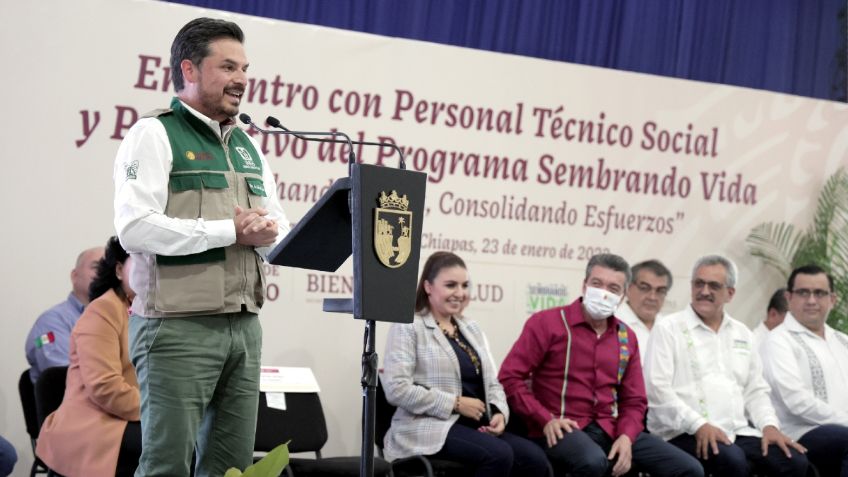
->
xmin=1 ymin=0 xmax=846 ymax=472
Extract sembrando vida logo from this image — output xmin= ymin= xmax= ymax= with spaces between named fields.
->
xmin=526 ymin=283 xmax=569 ymax=313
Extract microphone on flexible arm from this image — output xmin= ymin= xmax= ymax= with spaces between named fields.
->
xmin=266 ymin=115 xmax=407 ymax=170
xmin=239 ymin=113 xmax=358 ymax=175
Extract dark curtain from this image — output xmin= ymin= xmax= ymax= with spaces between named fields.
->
xmin=163 ymin=0 xmax=846 ymax=102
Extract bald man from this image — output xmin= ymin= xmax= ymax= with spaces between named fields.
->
xmin=25 ymin=246 xmax=104 ymax=383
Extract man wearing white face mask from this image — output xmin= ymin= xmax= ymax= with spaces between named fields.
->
xmin=500 ymin=254 xmax=703 ymax=477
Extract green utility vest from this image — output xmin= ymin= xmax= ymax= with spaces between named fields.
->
xmin=133 ymin=98 xmax=270 ymax=318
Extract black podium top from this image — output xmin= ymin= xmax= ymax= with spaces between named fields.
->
xmin=268 ymin=177 xmax=352 ymax=272
xmin=267 ymin=164 xmax=426 ymax=323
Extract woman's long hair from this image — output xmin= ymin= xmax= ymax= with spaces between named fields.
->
xmin=413 ymin=251 xmax=466 ymax=313
xmin=88 ymin=236 xmax=129 ymax=302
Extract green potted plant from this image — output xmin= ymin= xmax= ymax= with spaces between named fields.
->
xmin=746 ymin=167 xmax=848 ymax=332
xmin=224 ymin=443 xmax=289 ymax=477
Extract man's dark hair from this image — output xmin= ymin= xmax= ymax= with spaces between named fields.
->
xmin=768 ymin=288 xmax=788 ymax=314
xmin=89 ymin=236 xmax=129 ymax=302
xmin=585 ymin=253 xmax=631 ymax=286
xmin=170 ymin=17 xmax=245 ymax=92
xmin=787 ymin=264 xmax=834 ymax=292
xmin=630 ymin=259 xmax=673 ymax=290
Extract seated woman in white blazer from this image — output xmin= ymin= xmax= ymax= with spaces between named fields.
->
xmin=382 ymin=251 xmax=549 ymax=476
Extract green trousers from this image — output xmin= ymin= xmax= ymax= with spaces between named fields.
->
xmin=129 ymin=312 xmax=262 ymax=477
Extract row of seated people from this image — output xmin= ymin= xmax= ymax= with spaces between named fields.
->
xmin=25 ymin=243 xmax=846 ymax=476
xmin=381 ymin=251 xmax=848 ymax=477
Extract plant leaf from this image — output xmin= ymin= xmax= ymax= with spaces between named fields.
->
xmin=745 ymin=222 xmax=800 ymax=276
xmin=246 ymin=442 xmax=290 ymax=477
xmin=748 ymin=167 xmax=848 ymax=333
xmin=224 ymin=469 xmax=243 ymax=477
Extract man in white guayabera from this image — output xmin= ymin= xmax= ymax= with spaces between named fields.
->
xmin=761 ymin=264 xmax=848 ymax=477
xmin=645 ymin=254 xmax=808 ymax=477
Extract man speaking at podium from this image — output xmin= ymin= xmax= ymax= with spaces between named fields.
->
xmin=113 ymin=17 xmax=289 ymax=476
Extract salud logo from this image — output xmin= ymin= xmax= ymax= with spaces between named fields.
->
xmin=235 ymin=146 xmax=259 ymax=170
xmin=374 ymin=190 xmax=413 ymax=268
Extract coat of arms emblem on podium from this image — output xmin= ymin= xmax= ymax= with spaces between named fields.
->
xmin=374 ymin=190 xmax=413 ymax=268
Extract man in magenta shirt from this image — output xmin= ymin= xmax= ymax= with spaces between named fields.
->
xmin=499 ymin=253 xmax=702 ymax=477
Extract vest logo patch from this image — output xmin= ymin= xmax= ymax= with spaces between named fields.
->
xmin=235 ymin=146 xmax=260 ymax=170
xmin=186 ymin=150 xmax=213 ymax=161
xmin=124 ymin=160 xmax=139 ymax=180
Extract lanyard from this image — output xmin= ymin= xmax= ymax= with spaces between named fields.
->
xmin=558 ymin=309 xmax=573 ymax=419
xmin=559 ymin=309 xmax=630 ymax=418
xmin=680 ymin=324 xmax=710 ymax=419
xmin=610 ymin=324 xmax=630 ymax=418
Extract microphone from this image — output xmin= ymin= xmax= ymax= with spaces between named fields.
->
xmin=239 ymin=113 xmax=357 ymax=170
xmin=265 ymin=116 xmax=290 ymax=131
xmin=266 ymin=115 xmax=407 ymax=170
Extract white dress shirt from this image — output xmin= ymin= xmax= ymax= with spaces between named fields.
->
xmin=645 ymin=305 xmax=780 ymax=441
xmin=761 ymin=312 xmax=848 ymax=440
xmin=114 ymin=100 xmax=290 ymax=258
xmin=616 ymin=301 xmax=661 ymax=365
xmin=752 ymin=321 xmax=770 ymax=355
